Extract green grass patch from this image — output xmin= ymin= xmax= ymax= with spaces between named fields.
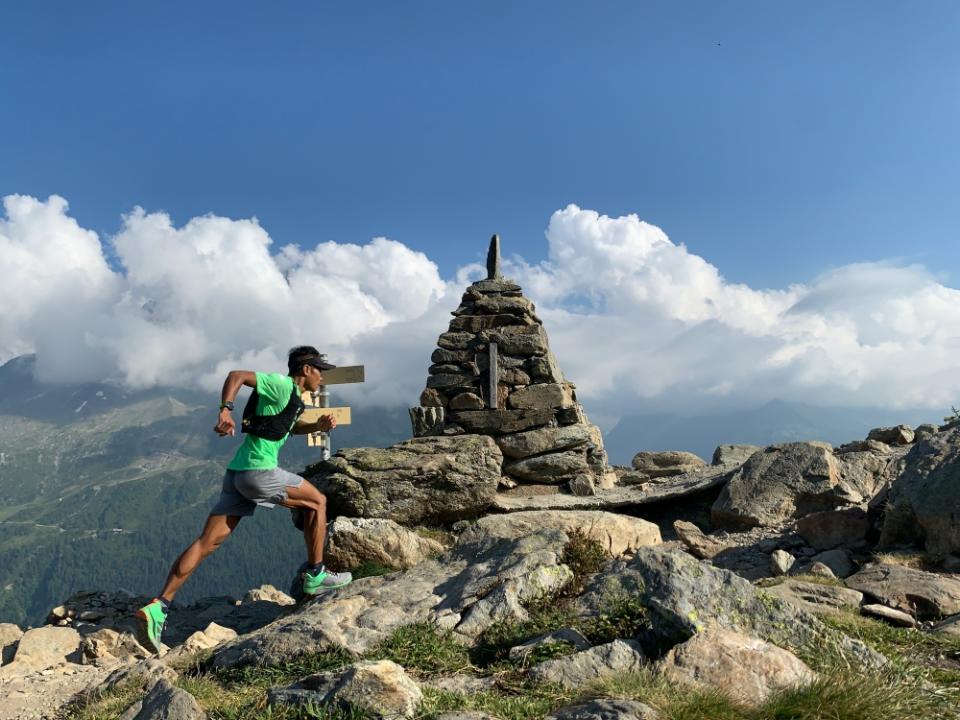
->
xmin=560 ymin=528 xmax=609 ymax=589
xmin=473 ymin=602 xmax=579 ymax=666
xmin=64 ymin=678 xmax=151 ymax=720
xmin=822 ymin=609 xmax=960 ymax=688
xmin=581 ymin=594 xmax=650 ymax=645
xmin=365 ymin=622 xmax=470 ymax=676
xmin=419 ymin=676 xmax=575 ymax=720
xmin=350 ymin=562 xmax=397 ymax=580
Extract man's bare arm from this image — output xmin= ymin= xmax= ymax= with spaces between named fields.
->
xmin=291 ymin=414 xmax=337 ymax=435
xmin=214 ymin=370 xmax=257 ymax=436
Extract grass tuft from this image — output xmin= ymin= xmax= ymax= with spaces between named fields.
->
xmin=365 ymin=622 xmax=470 ymax=676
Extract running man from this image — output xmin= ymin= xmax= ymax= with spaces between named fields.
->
xmin=136 ymin=346 xmax=351 ymax=653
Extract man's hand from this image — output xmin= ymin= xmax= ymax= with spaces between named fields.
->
xmin=214 ymin=409 xmax=236 ymax=436
xmin=318 ymin=414 xmax=337 ymax=432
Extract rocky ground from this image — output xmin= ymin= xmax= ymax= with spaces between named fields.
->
xmin=1 ymin=419 xmax=959 ymax=718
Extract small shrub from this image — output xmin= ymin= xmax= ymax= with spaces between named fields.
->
xmin=561 ymin=528 xmax=609 ymax=581
xmin=582 ymin=594 xmax=650 ymax=645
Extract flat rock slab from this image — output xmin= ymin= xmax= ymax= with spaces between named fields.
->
xmin=0 ymin=626 xmax=80 ymax=679
xmin=659 ymin=628 xmax=816 ymax=706
xmin=528 ymin=639 xmax=645 ymax=689
xmin=845 ymin=563 xmax=960 ymax=620
xmin=466 ymin=511 xmax=661 ymax=556
xmin=547 ymin=698 xmax=660 ymax=719
xmin=861 ymin=604 xmax=917 ymax=627
xmin=764 ymin=580 xmax=864 ymax=616
xmin=493 ymin=464 xmax=736 ymax=512
xmin=268 ymin=660 xmax=422 ymax=719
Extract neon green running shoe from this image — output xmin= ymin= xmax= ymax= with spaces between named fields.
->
xmin=302 ymin=565 xmax=352 ymax=596
xmin=135 ymin=598 xmax=167 ymax=654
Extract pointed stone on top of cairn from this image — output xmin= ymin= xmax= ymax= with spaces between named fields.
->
xmin=409 ymin=236 xmax=616 ymax=496
xmin=486 ymin=234 xmax=502 ymax=280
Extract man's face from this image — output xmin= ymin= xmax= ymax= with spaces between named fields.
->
xmin=303 ymin=364 xmax=324 ymax=392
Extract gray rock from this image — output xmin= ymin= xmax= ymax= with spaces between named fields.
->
xmin=0 ymin=623 xmax=23 ymax=665
xmin=807 ymin=549 xmax=855 ymax=578
xmin=528 ymin=639 xmax=645 ymax=689
xmin=529 ymin=352 xmax=565 ymax=384
xmin=712 ymin=442 xmax=868 ymax=529
xmin=464 ymin=511 xmax=661 ymax=556
xmin=509 ymin=383 xmax=575 ymax=410
xmin=631 ymin=451 xmax=706 ymax=478
xmin=306 ymin=435 xmax=502 ymax=524
xmin=804 ymin=561 xmax=837 ymax=580
xmin=867 ymin=425 xmax=915 ymax=445
xmin=508 ymin=627 xmax=592 ymax=665
xmin=471 ymin=278 xmax=522 ymax=293
xmin=0 ymin=626 xmax=80 ymax=678
xmin=568 ymin=474 xmax=597 ymax=496
xmin=325 ymin=517 xmax=444 ymax=570
xmin=547 ymin=698 xmax=659 ymax=719
xmin=409 ymin=406 xmax=446 ymax=437
xmin=431 ymin=348 xmax=471 ymax=364
xmin=437 ymin=332 xmax=475 ymax=350
xmin=796 ymin=506 xmax=870 ymax=550
xmin=933 ymin=614 xmax=960 ymax=637
xmin=448 ymin=408 xmax=556 ymax=435
xmin=495 ymin=425 xmax=594 ymax=460
xmin=845 ymin=563 xmax=960 ymax=619
xmin=764 ymin=580 xmax=864 ymax=616
xmin=99 ymin=658 xmax=179 ymax=694
xmin=427 ymin=372 xmax=478 ymax=390
xmin=449 ymin=313 xmax=530 ymax=333
xmin=769 ymin=549 xmax=795 ymax=576
xmin=449 ymin=392 xmax=484 ymax=410
xmin=504 ymin=451 xmax=590 ymax=483
xmin=659 ymin=628 xmax=816 ymax=706
xmin=242 ymin=585 xmax=295 ymax=606
xmin=712 ymin=445 xmax=761 ymax=467
xmin=130 ymin=678 xmax=206 ymax=720
xmin=480 ymin=325 xmax=549 ymax=356
xmin=422 ymin=675 xmax=498 ymax=695
xmin=914 ymin=424 xmax=939 ymax=442
xmin=673 ymin=521 xmax=729 ymax=560
xmin=861 ymin=604 xmax=917 ymax=627
xmin=269 ymin=660 xmax=422 ymax=719
xmin=882 ymin=426 xmax=960 ymax=556
xmin=574 ymin=547 xmax=883 ymax=667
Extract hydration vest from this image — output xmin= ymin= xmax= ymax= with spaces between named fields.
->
xmin=240 ymin=385 xmax=305 ymax=441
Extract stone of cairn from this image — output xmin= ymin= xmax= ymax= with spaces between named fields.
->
xmin=409 ymin=235 xmax=616 ymax=495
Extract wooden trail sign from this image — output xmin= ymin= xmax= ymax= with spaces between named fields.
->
xmin=299 ymin=362 xmax=365 ymax=456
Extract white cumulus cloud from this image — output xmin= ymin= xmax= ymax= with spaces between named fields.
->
xmin=1 ymin=195 xmax=958 ymax=425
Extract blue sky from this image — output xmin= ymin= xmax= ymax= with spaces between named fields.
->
xmin=3 ymin=1 xmax=958 ymax=289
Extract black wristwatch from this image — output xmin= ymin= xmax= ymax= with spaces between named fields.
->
xmin=219 ymin=401 xmax=235 ymax=412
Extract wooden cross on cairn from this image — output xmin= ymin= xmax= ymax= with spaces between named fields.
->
xmin=298 ymin=356 xmax=365 ymax=459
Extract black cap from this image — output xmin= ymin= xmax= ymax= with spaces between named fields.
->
xmin=307 ymin=357 xmax=336 ymax=371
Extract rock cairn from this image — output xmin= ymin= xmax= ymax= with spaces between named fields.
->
xmin=409 ymin=235 xmax=616 ymax=495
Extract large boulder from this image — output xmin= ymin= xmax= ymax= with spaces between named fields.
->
xmin=269 ymin=660 xmax=422 ymax=719
xmin=325 ymin=517 xmax=444 ymax=570
xmin=712 ymin=442 xmax=874 ymax=529
xmin=881 ymin=427 xmax=960 ymax=556
xmin=306 ymin=435 xmax=503 ymax=524
xmin=844 ymin=563 xmax=960 ymax=620
xmin=466 ymin=511 xmax=661 ymax=556
xmin=574 ymin=547 xmax=882 ymax=667
xmin=867 ymin=425 xmax=915 ymax=445
xmin=659 ymin=628 xmax=816 ymax=706
xmin=212 ymin=527 xmax=575 ymax=668
xmin=631 ymin=451 xmax=705 ymax=478
xmin=0 ymin=626 xmax=80 ymax=678
xmin=0 ymin=623 xmax=23 ymax=665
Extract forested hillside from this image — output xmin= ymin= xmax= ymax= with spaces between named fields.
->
xmin=0 ymin=355 xmax=409 ymax=626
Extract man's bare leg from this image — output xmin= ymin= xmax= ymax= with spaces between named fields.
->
xmin=279 ymin=480 xmax=327 ymax=565
xmin=159 ymin=514 xmax=242 ymax=602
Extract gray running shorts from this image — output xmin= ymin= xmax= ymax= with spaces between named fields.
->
xmin=210 ymin=467 xmax=304 ymax=517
